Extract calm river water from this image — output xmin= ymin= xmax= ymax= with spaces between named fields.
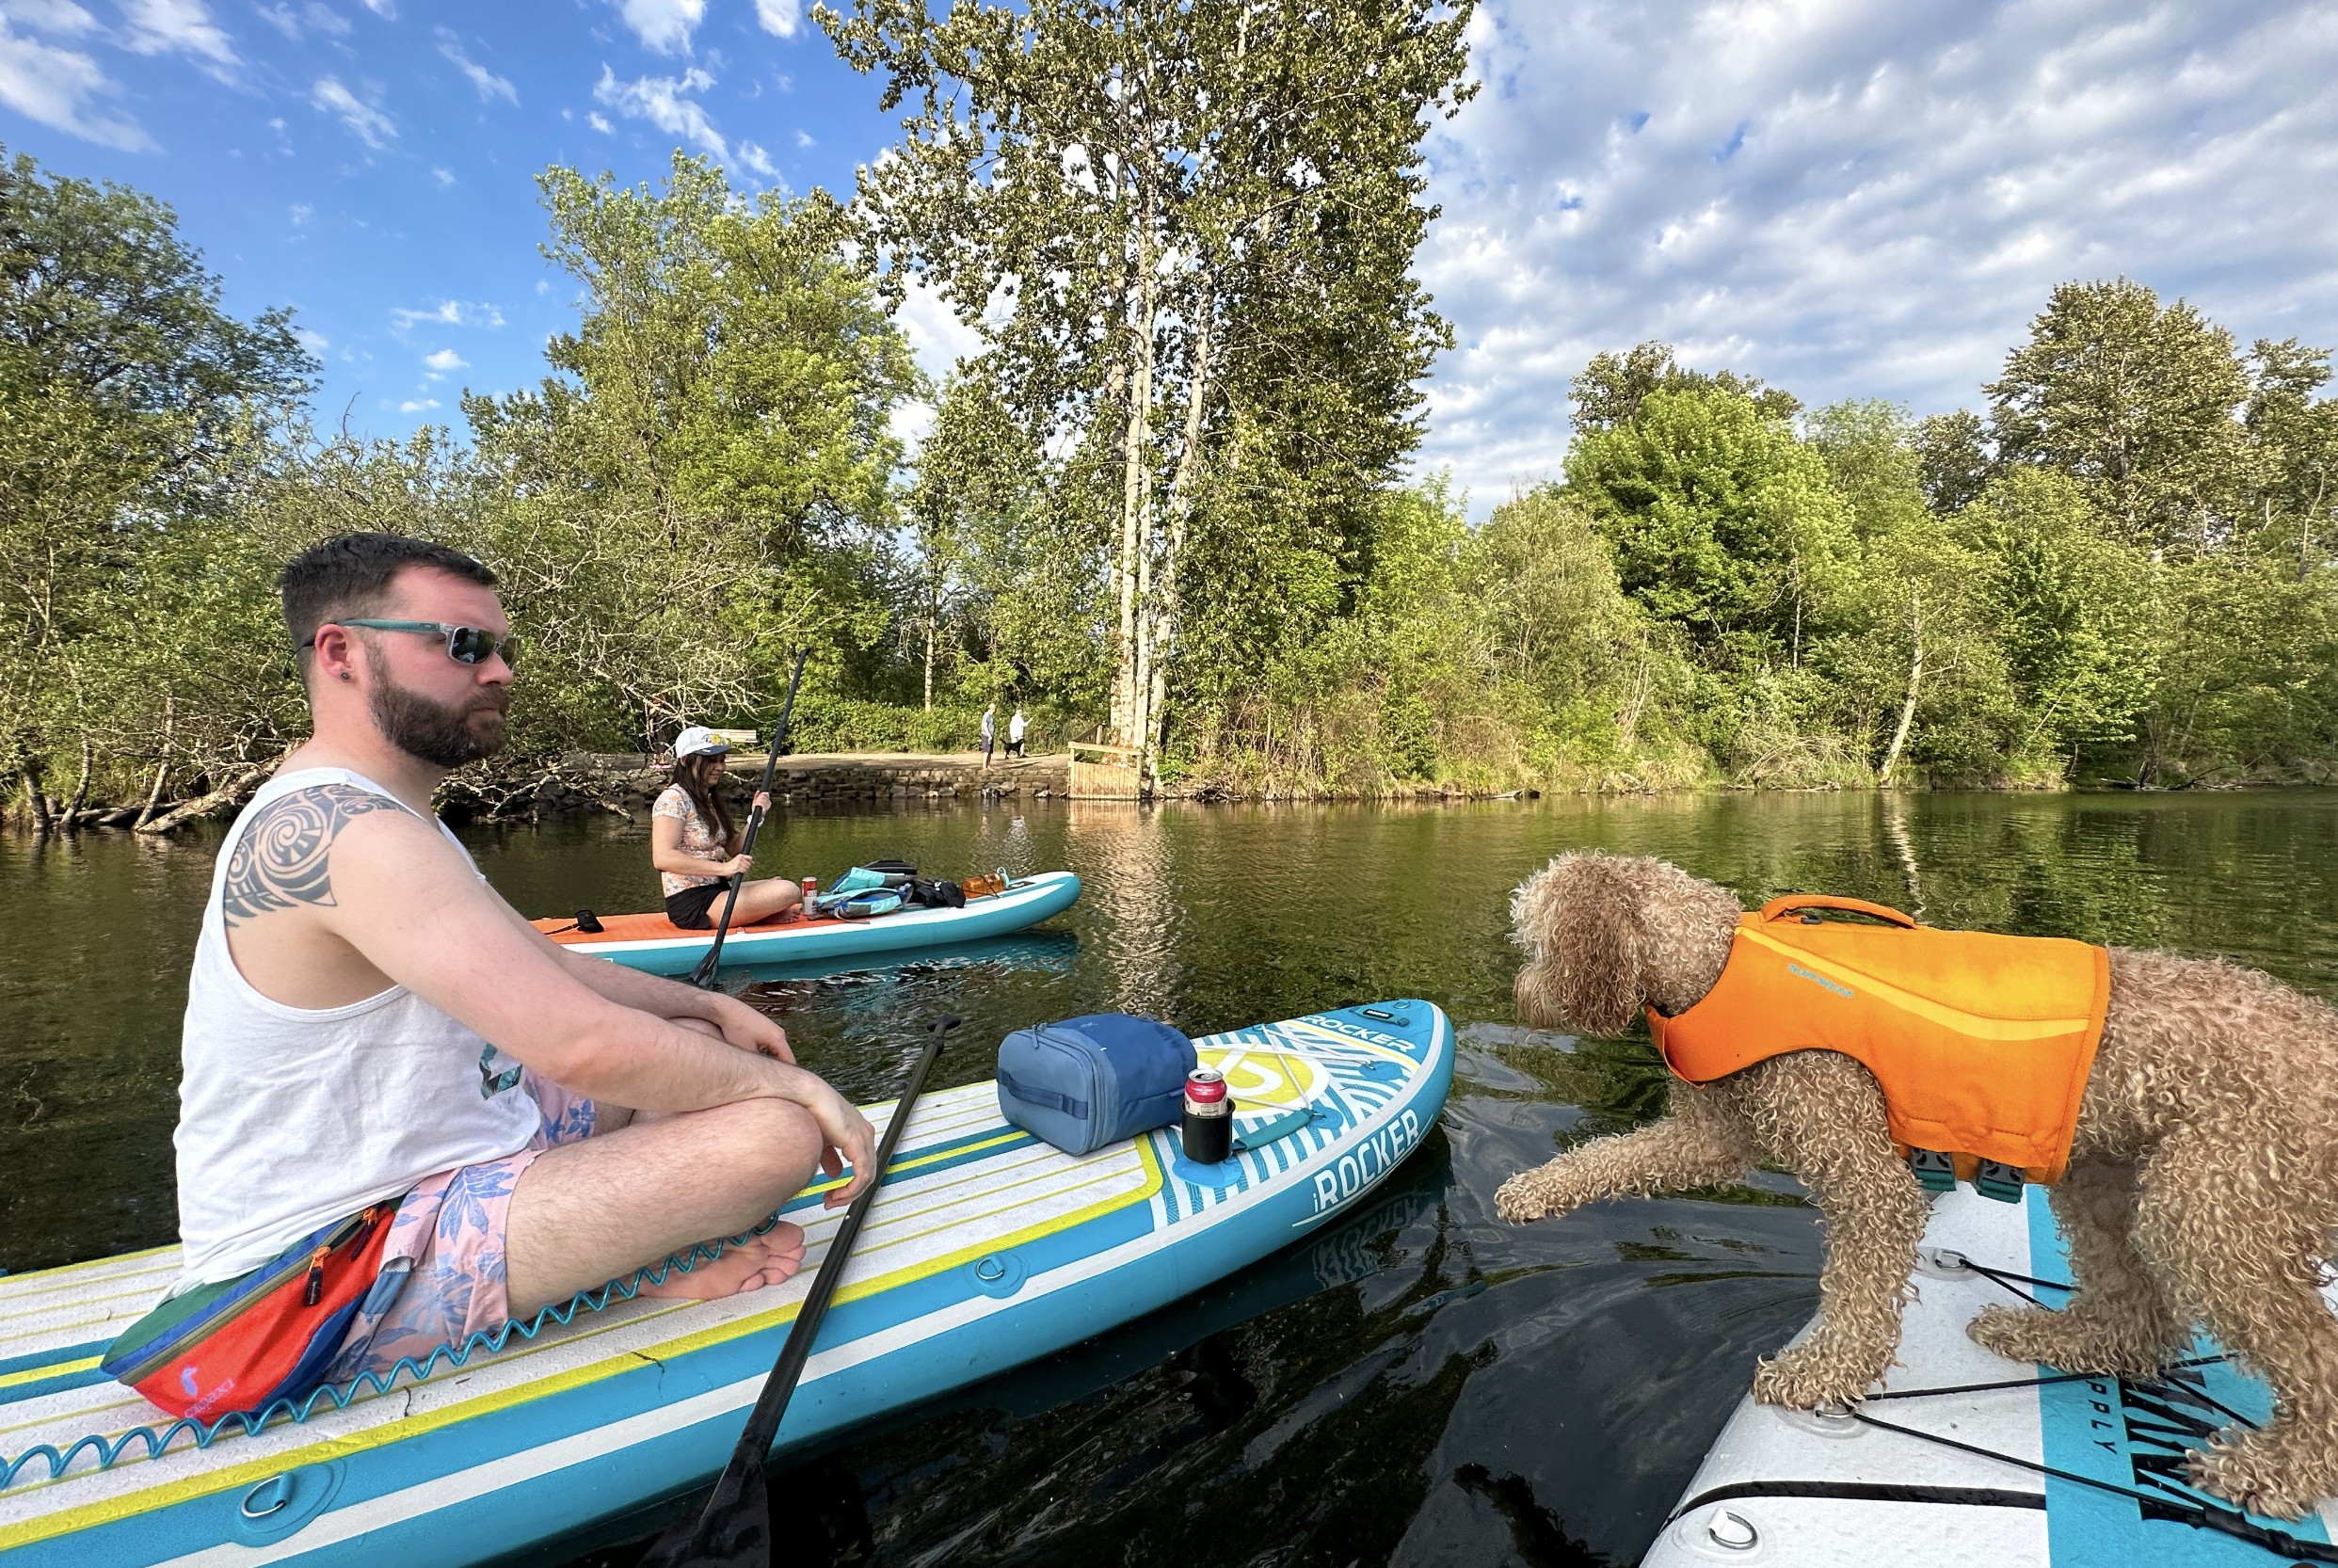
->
xmin=6 ymin=790 xmax=2338 ymax=1566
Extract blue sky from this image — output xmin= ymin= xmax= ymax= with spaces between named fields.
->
xmin=0 ymin=0 xmax=902 ymax=426
xmin=1 ymin=0 xmax=2333 ymax=516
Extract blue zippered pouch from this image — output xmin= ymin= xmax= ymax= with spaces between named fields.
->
xmin=995 ymin=1014 xmax=1196 ymax=1156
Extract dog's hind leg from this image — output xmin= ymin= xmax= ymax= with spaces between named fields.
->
xmin=1967 ymin=1156 xmax=2187 ymax=1377
xmin=1740 ymin=1053 xmax=1933 ymax=1410
xmin=2133 ymin=1117 xmax=2338 ymax=1521
xmin=1496 ymin=1080 xmax=1758 ymax=1224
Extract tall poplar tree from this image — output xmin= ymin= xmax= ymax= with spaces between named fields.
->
xmin=822 ymin=0 xmax=1472 ymax=778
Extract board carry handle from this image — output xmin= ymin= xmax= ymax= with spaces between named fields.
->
xmin=1756 ymin=894 xmax=1918 ymax=929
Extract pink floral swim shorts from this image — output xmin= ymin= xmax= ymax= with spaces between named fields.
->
xmin=321 ymin=1071 xmax=608 ymax=1386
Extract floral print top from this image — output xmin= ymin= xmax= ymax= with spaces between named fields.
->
xmin=652 ymin=784 xmax=729 ymax=897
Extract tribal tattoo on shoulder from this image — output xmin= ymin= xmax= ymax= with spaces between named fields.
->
xmin=220 ymin=784 xmax=408 ymax=927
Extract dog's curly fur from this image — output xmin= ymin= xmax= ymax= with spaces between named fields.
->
xmin=1497 ymin=850 xmax=2338 ymax=1520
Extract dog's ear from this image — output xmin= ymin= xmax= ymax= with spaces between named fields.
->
xmin=1513 ymin=853 xmax=1644 ymax=1035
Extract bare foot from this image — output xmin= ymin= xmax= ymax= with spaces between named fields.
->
xmin=637 ymin=1223 xmax=808 ymax=1299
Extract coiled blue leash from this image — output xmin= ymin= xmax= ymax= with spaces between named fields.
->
xmin=1 ymin=1215 xmax=782 ymax=1491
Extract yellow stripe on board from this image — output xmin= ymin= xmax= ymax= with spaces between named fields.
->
xmin=0 ymin=1246 xmax=179 ymax=1290
xmin=0 ymin=1357 xmax=100 ymax=1393
xmin=793 ymin=1129 xmax=1032 ymax=1202
xmin=1736 ymin=927 xmax=2092 ymax=1042
xmin=0 ymin=1130 xmax=1164 ymax=1552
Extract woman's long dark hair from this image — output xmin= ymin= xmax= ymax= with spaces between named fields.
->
xmin=672 ymin=752 xmax=740 ymax=855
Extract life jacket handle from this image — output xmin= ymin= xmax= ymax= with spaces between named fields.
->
xmin=1755 ymin=894 xmax=1919 ymax=929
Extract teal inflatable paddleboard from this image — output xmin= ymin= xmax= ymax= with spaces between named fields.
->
xmin=531 ymin=871 xmax=1081 ymax=976
xmin=0 ymin=1000 xmax=1451 ymax=1566
xmin=1645 ymin=1183 xmax=2338 ymax=1566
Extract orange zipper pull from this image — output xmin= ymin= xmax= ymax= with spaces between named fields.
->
xmin=304 ymin=1246 xmax=329 ymax=1306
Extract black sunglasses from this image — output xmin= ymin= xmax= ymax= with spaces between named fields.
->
xmin=305 ymin=618 xmax=516 ymax=666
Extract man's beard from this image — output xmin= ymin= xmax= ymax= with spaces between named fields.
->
xmin=368 ymin=672 xmax=509 ymax=767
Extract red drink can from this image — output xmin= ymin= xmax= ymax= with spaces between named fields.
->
xmin=1182 ymin=1067 xmax=1231 ymax=1163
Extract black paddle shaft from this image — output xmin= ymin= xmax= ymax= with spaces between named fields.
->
xmin=691 ymin=648 xmax=809 ymax=988
xmin=639 ymin=1015 xmax=961 ymax=1568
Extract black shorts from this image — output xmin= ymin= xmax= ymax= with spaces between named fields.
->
xmin=665 ymin=883 xmax=726 ymax=930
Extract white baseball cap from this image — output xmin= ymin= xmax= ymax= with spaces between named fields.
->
xmin=673 ymin=726 xmax=731 ymax=760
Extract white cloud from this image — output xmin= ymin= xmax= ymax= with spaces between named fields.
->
xmin=295 ymin=326 xmax=328 ymax=353
xmin=423 ymin=347 xmax=465 ymax=372
xmin=0 ymin=19 xmax=150 ymax=147
xmin=1412 ymin=0 xmax=2338 ymax=517
xmin=793 ymin=127 xmax=811 ymax=148
xmin=586 ymin=110 xmax=611 ymax=134
xmin=735 ymin=138 xmax=774 ymax=177
xmin=435 ymin=28 xmax=514 ymax=104
xmin=2 ymin=0 xmax=98 ymax=34
xmin=889 ymin=398 xmax=934 ymax=457
xmin=430 ymin=165 xmax=453 ymax=186
xmin=255 ymin=3 xmax=347 ymax=40
xmin=288 ymin=200 xmax=310 ymax=224
xmin=895 ymin=275 xmax=985 ymax=384
xmin=391 ymin=298 xmax=504 ymax=330
xmin=355 ymin=0 xmax=387 ymax=15
xmin=609 ymin=0 xmax=699 ymax=56
xmin=120 ymin=0 xmax=238 ymax=76
xmin=753 ymin=0 xmax=795 ymax=39
xmin=398 ymin=396 xmax=439 ymax=412
xmin=593 ymin=62 xmax=723 ymax=157
xmin=310 ymin=73 xmax=391 ymax=147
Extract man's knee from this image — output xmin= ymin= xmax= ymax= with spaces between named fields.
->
xmin=715 ymin=1097 xmax=823 ymax=1188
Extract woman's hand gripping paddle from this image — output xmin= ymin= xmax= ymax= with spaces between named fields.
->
xmin=639 ymin=1014 xmax=961 ymax=1568
xmin=691 ymin=648 xmax=809 ymax=990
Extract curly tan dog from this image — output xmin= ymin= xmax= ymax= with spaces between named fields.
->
xmin=1496 ymin=850 xmax=2338 ymax=1520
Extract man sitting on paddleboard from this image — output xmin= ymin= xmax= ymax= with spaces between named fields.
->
xmin=653 ymin=728 xmax=802 ymax=929
xmin=137 ymin=532 xmax=873 ymax=1418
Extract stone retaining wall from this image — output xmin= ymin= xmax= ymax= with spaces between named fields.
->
xmin=518 ymin=750 xmax=1070 ymax=818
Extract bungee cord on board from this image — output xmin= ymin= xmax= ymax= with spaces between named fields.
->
xmin=1666 ymin=1250 xmax=2323 ymax=1564
xmin=0 ymin=1216 xmax=784 ymax=1492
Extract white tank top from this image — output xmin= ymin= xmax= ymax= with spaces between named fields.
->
xmin=171 ymin=766 xmax=541 ymax=1292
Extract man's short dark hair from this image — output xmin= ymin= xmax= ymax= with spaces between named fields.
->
xmin=281 ymin=533 xmax=497 ymax=666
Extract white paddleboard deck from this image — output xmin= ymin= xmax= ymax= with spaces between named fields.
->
xmin=1647 ymin=1184 xmax=2338 ymax=1566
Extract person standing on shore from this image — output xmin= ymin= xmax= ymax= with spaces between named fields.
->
xmin=980 ymin=702 xmax=997 ymax=770
xmin=1007 ymin=708 xmax=1027 ymax=759
xmin=121 ymin=531 xmax=872 ymax=1421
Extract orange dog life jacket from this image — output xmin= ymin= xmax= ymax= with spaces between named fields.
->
xmin=1646 ymin=895 xmax=2110 ymax=1185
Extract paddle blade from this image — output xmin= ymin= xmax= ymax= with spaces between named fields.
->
xmin=638 ymin=1457 xmax=771 ymax=1568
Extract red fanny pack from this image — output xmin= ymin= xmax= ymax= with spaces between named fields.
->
xmin=102 ymin=1204 xmax=394 ymax=1421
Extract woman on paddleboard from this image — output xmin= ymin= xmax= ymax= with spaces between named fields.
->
xmin=652 ymin=727 xmax=802 ymax=930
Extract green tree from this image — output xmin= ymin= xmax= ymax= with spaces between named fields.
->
xmin=2241 ymin=336 xmax=2338 ymax=576
xmin=464 ymin=154 xmax=919 ymax=750
xmin=1987 ymin=279 xmax=2256 ymax=552
xmin=824 ymin=0 xmax=1473 ymax=779
xmin=1569 ymin=341 xmax=1801 ymax=434
xmin=1565 ymin=385 xmax=1854 ymax=671
xmin=1962 ymin=468 xmax=2158 ymax=775
xmin=0 ymin=149 xmax=312 ymax=826
xmin=1913 ymin=409 xmax=1991 ymax=514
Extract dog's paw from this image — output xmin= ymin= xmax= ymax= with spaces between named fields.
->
xmin=1965 ymin=1304 xmax=2170 ymax=1377
xmin=1751 ymin=1344 xmax=1879 ymax=1410
xmin=1495 ymin=1171 xmax=1558 ymax=1224
xmin=2189 ymin=1433 xmax=2327 ymax=1523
